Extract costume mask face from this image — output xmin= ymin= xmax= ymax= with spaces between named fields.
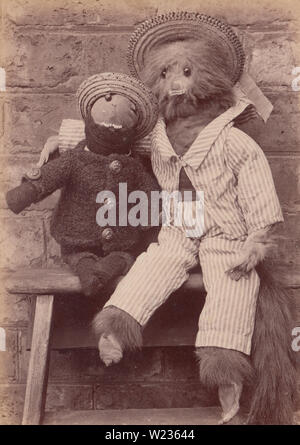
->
xmin=85 ymin=94 xmax=139 ymax=154
xmin=141 ymin=40 xmax=234 ymax=120
xmin=91 ymin=94 xmax=138 ymax=130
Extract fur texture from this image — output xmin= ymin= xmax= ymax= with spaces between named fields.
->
xmin=196 ymin=276 xmax=297 ymax=425
xmin=142 ymin=38 xmax=297 ymax=424
xmin=248 ymin=263 xmax=297 ymax=425
xmin=93 ymin=305 xmax=143 ymax=351
xmin=195 ymin=347 xmax=254 ymax=388
xmin=141 ymin=40 xmax=235 ymax=122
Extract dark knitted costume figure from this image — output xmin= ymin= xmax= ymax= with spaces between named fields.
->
xmin=6 ymin=73 xmax=159 ymax=297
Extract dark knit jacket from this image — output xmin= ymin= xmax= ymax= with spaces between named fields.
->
xmin=6 ymin=141 xmax=159 ymax=254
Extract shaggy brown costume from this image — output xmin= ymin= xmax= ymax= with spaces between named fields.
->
xmin=96 ymin=13 xmax=296 ymax=425
xmin=195 ymin=263 xmax=297 ymax=425
xmin=144 ymin=35 xmax=295 ymax=426
xmin=247 ymin=263 xmax=296 ymax=424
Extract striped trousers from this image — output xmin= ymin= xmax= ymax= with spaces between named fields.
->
xmin=104 ymin=223 xmax=260 ymax=355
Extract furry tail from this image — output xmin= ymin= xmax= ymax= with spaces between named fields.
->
xmin=248 ymin=263 xmax=297 ymax=424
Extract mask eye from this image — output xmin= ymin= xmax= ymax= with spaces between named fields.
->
xmin=183 ymin=67 xmax=191 ymax=77
xmin=161 ymin=68 xmax=167 ymax=79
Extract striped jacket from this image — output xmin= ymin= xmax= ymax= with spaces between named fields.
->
xmin=150 ymin=100 xmax=283 ymax=237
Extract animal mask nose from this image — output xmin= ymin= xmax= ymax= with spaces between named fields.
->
xmin=171 ymin=80 xmax=182 ymax=90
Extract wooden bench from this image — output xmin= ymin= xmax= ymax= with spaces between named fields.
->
xmin=4 ymin=268 xmax=204 ymax=425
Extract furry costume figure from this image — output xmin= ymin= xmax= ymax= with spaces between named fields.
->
xmin=93 ymin=14 xmax=296 ymax=425
xmin=37 ymin=14 xmax=296 ymax=425
xmin=6 ymin=73 xmax=159 ymax=298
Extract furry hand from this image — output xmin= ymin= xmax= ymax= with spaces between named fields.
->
xmin=226 ymin=227 xmax=276 ymax=281
xmin=37 ymin=135 xmax=59 ymax=167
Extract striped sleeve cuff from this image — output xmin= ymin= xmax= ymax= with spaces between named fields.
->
xmin=133 ymin=134 xmax=152 ymax=156
xmin=58 ymin=119 xmax=85 ymax=153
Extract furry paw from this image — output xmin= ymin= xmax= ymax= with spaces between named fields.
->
xmin=98 ymin=333 xmax=123 ymax=366
xmin=226 ymin=227 xmax=276 ymax=281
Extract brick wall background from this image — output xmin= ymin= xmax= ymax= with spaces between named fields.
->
xmin=0 ymin=0 xmax=299 ymax=425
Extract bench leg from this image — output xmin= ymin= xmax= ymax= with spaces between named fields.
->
xmin=22 ymin=295 xmax=55 ymax=425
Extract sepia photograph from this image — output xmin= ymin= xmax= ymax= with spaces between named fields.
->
xmin=0 ymin=0 xmax=299 ymax=428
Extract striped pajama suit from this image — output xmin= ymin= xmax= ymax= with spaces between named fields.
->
xmin=59 ymin=99 xmax=283 ymax=355
xmin=106 ymin=223 xmax=260 ymax=354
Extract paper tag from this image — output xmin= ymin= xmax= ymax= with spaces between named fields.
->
xmin=235 ymin=72 xmax=273 ymax=123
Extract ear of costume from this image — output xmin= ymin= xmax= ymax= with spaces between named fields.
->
xmin=127 ymin=11 xmax=273 ymax=122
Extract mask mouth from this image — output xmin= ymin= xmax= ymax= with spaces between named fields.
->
xmin=99 ymin=122 xmax=123 ymax=130
xmin=169 ymin=89 xmax=186 ymax=97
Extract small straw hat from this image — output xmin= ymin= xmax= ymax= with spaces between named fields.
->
xmin=127 ymin=11 xmax=245 ymax=86
xmin=76 ymin=72 xmax=159 ymax=140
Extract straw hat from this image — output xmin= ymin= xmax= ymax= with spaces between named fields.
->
xmin=76 ymin=72 xmax=159 ymax=140
xmin=127 ymin=11 xmax=245 ymax=86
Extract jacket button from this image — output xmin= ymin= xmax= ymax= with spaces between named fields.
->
xmin=170 ymin=156 xmax=177 ymax=163
xmin=25 ymin=167 xmax=42 ymax=180
xmin=109 ymin=160 xmax=122 ymax=173
xmin=102 ymin=228 xmax=114 ymax=240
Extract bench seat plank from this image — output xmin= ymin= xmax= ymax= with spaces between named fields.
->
xmin=4 ymin=268 xmax=204 ymax=295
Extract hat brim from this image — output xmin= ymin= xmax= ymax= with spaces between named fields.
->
xmin=76 ymin=72 xmax=158 ymax=140
xmin=127 ymin=12 xmax=245 ymax=85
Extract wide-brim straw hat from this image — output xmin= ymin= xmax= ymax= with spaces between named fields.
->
xmin=127 ymin=11 xmax=245 ymax=86
xmin=76 ymin=72 xmax=159 ymax=140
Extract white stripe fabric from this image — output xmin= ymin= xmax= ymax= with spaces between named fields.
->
xmin=59 ymin=100 xmax=283 ymax=354
xmin=162 ymin=194 xmax=205 ymax=238
xmin=225 ymin=128 xmax=283 ymax=233
xmin=197 ymin=236 xmax=260 ymax=354
xmin=105 ymin=224 xmax=200 ymax=327
xmin=151 ymin=99 xmax=283 ymax=236
xmin=58 ymin=119 xmax=85 ymax=153
xmin=105 ymin=221 xmax=259 ymax=355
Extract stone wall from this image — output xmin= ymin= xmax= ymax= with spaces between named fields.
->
xmin=0 ymin=0 xmax=299 ymax=424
